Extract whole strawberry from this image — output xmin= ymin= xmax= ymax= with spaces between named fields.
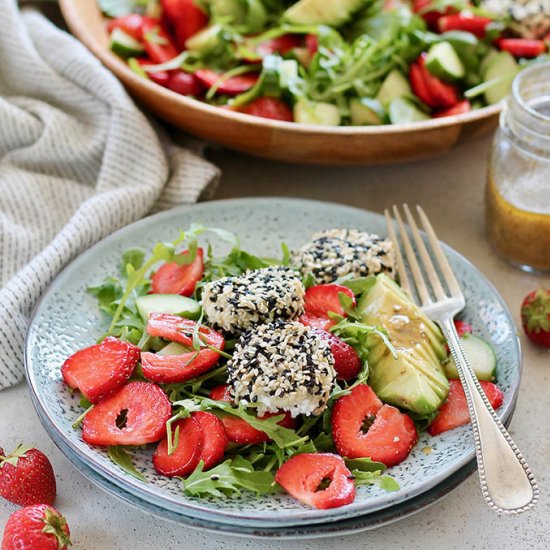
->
xmin=2 ymin=503 xmax=71 ymax=550
xmin=521 ymin=289 xmax=550 ymax=348
xmin=0 ymin=445 xmax=56 ymax=506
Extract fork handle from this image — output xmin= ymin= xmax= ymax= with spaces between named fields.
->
xmin=440 ymin=317 xmax=539 ymax=514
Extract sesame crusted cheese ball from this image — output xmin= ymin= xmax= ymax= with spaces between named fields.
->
xmin=294 ymin=228 xmax=395 ymax=284
xmin=202 ymin=266 xmax=305 ymax=334
xmin=482 ymin=0 xmax=550 ymax=39
xmin=227 ymin=321 xmax=336 ymax=417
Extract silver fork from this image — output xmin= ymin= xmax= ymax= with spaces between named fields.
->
xmin=385 ymin=204 xmax=539 ymax=514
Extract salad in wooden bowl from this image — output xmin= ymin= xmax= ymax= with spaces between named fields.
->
xmin=60 ymin=0 xmax=550 ymax=163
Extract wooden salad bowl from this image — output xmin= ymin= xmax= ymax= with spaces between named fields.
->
xmin=59 ymin=0 xmax=501 ymax=165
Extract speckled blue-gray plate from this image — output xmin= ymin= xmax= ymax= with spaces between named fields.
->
xmin=43 ymin=425 xmax=481 ymax=538
xmin=25 ymin=198 xmax=521 ymax=529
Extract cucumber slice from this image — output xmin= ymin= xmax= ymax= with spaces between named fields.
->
xmin=136 ymin=294 xmax=201 ymax=322
xmin=350 ymin=98 xmax=384 ymax=125
xmin=294 ymin=100 xmax=341 ymax=126
xmin=445 ymin=334 xmax=497 ymax=381
xmin=388 ymin=97 xmax=430 ymax=124
xmin=110 ymin=28 xmax=145 ymax=58
xmin=425 ymin=42 xmax=465 ymax=81
xmin=440 ymin=31 xmax=486 ymax=74
xmin=158 ymin=342 xmax=190 ymax=356
xmin=482 ymin=51 xmax=519 ymax=105
xmin=376 ymin=69 xmax=411 ymax=106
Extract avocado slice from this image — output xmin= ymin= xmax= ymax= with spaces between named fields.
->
xmin=358 ymin=274 xmax=449 ymax=415
xmin=284 ymin=0 xmax=369 ymax=26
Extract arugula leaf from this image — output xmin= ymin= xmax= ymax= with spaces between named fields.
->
xmin=330 ymin=319 xmax=396 ymax=365
xmin=344 ymin=457 xmax=386 ymax=473
xmin=79 ymin=396 xmax=92 ymax=409
xmin=87 ymin=277 xmax=123 ymax=314
xmin=182 ymin=457 xmax=278 ymax=497
xmin=120 ymin=247 xmax=146 ymax=276
xmin=352 ymin=470 xmax=400 ymax=492
xmin=311 ymin=431 xmax=334 ymax=452
xmin=172 ymin=396 xmax=308 ymax=449
xmin=342 ymin=457 xmax=399 ymax=491
xmin=302 ymin=272 xmax=316 ymax=289
xmin=337 ymin=275 xmax=377 ymax=297
xmin=108 ymin=446 xmax=147 ymax=482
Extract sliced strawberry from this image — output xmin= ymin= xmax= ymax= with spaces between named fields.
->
xmin=265 ymin=410 xmax=296 ymax=430
xmin=256 ymin=34 xmax=302 ymax=57
xmin=410 ymin=62 xmax=435 ymax=107
xmin=428 ymin=379 xmax=504 ymax=436
xmin=332 ymin=384 xmax=418 ymax=467
xmin=208 ymin=385 xmax=294 ymax=444
xmin=82 ymin=381 xmax=172 ymax=446
xmin=61 ymin=337 xmax=140 ymax=404
xmin=166 ymin=71 xmax=204 ymax=96
xmin=275 ymin=453 xmax=355 ymax=509
xmin=496 ymin=38 xmax=546 ymax=58
xmin=141 ymin=18 xmax=179 ymax=64
xmin=418 ymin=54 xmax=460 ymax=109
xmin=300 ymin=284 xmax=356 ymax=331
xmin=209 ymin=384 xmax=232 ymax=402
xmin=356 ymin=405 xmax=418 ymax=467
xmin=314 ymin=330 xmax=361 ymax=381
xmin=136 ymin=58 xmax=170 ymax=87
xmin=151 ymin=248 xmax=204 ymax=296
xmin=194 ymin=69 xmax=260 ymax=95
xmin=438 ymin=14 xmax=493 ymax=38
xmin=141 ymin=349 xmax=221 ymax=384
xmin=218 ymin=414 xmax=270 ymax=444
xmin=209 ymin=384 xmax=267 ymax=446
xmin=193 ymin=411 xmax=228 ymax=470
xmin=241 ymin=97 xmax=294 ymax=122
xmin=305 ymin=34 xmax=318 ymax=56
xmin=412 ymin=0 xmax=456 ymax=29
xmin=332 ymin=384 xmax=383 ymax=453
xmin=146 ymin=313 xmax=225 ymax=351
xmin=161 ymin=0 xmax=208 ymax=49
xmin=106 ymin=14 xmax=155 ymax=40
xmin=433 ymin=100 xmax=471 ymax=118
xmin=299 ymin=314 xmax=333 ymax=331
xmin=153 ymin=416 xmax=203 ymax=477
xmin=454 ymin=319 xmax=473 ymax=338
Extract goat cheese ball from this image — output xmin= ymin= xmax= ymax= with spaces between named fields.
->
xmin=227 ymin=321 xmax=336 ymax=417
xmin=202 ymin=266 xmax=305 ymax=334
xmin=294 ymin=228 xmax=395 ymax=284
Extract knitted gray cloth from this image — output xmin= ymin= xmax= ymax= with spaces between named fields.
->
xmin=0 ymin=2 xmax=219 ymax=388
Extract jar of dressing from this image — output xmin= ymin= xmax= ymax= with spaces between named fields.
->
xmin=486 ymin=62 xmax=550 ymax=272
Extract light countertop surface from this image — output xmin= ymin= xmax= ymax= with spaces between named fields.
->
xmin=1 ymin=136 xmax=549 ymax=549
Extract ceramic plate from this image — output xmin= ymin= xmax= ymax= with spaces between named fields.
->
xmin=26 ymin=198 xmax=521 ymax=528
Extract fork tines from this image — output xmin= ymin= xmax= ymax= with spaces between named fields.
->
xmin=384 ymin=205 xmax=462 ymax=307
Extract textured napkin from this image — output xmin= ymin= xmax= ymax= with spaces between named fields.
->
xmin=0 ymin=1 xmax=220 ymax=389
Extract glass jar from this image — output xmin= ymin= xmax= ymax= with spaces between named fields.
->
xmin=486 ymin=62 xmax=550 ymax=272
